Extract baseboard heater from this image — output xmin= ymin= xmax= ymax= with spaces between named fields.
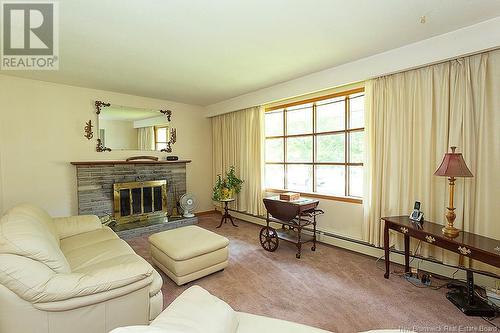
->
xmin=225 ymin=208 xmax=498 ymax=280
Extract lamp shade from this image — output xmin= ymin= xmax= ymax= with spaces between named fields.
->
xmin=434 ymin=146 xmax=473 ymax=178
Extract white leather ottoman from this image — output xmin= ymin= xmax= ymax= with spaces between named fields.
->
xmin=149 ymin=225 xmax=229 ymax=285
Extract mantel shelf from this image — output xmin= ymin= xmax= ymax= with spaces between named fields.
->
xmin=70 ymin=160 xmax=191 ymax=166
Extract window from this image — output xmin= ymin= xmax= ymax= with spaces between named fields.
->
xmin=264 ymin=88 xmax=364 ymax=201
xmin=155 ymin=126 xmax=168 ymax=150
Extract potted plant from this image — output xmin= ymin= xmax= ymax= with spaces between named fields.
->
xmin=212 ymin=166 xmax=244 ymax=201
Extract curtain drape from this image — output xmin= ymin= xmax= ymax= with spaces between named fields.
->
xmin=363 ymin=50 xmax=500 ymax=271
xmin=137 ymin=127 xmax=155 ymax=150
xmin=211 ymin=106 xmax=265 ymax=216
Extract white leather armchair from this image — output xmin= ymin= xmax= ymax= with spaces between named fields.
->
xmin=0 ymin=204 xmax=163 ymax=333
xmin=111 ymin=286 xmax=410 ymax=333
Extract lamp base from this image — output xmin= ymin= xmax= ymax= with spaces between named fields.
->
xmin=442 ymin=225 xmax=460 ymax=238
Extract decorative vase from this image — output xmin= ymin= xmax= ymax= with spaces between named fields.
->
xmin=221 ymin=188 xmax=233 ymax=200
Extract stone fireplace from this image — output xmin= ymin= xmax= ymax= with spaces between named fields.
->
xmin=71 ymin=160 xmax=197 ymax=237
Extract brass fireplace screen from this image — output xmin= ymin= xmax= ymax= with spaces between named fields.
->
xmin=113 ymin=180 xmax=167 ymax=224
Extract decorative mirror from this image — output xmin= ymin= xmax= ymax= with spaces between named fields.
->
xmin=94 ymin=101 xmax=176 ymax=152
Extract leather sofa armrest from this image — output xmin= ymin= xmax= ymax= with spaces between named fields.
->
xmin=0 ymin=254 xmax=154 ymax=309
xmin=34 ymin=276 xmax=154 ymax=311
xmin=53 ymin=215 xmax=102 ymax=239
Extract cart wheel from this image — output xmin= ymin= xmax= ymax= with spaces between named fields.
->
xmin=296 ymin=253 xmax=301 ymax=259
xmin=311 ymin=246 xmax=316 ymax=251
xmin=260 ymin=227 xmax=279 ymax=252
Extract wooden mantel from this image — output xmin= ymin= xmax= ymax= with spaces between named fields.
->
xmin=70 ymin=160 xmax=191 ymax=166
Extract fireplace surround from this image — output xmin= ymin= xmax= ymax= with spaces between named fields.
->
xmin=113 ymin=180 xmax=168 ymax=224
xmin=71 ymin=160 xmax=194 ymax=235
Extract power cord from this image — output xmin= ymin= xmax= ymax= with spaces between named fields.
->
xmin=375 ymin=242 xmax=422 ymax=275
xmin=375 ymin=243 xmax=500 ymax=328
xmin=482 ymin=315 xmax=500 ymax=329
xmin=400 ymin=272 xmax=449 ymax=290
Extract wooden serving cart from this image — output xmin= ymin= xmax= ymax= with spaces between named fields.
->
xmin=260 ymin=197 xmax=323 ymax=258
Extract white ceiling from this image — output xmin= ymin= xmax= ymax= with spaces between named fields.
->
xmin=4 ymin=0 xmax=500 ymax=106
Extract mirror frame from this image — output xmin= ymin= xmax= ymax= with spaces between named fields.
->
xmin=94 ymin=100 xmax=174 ymax=152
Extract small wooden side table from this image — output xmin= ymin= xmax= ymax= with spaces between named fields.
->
xmin=217 ymin=198 xmax=238 ymax=228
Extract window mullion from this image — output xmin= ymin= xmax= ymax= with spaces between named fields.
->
xmin=312 ymin=103 xmax=317 ymax=192
xmin=283 ymin=108 xmax=287 ymax=189
xmin=345 ymin=96 xmax=350 ymax=197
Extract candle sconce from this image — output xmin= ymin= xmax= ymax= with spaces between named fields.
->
xmin=84 ymin=120 xmax=93 ymax=140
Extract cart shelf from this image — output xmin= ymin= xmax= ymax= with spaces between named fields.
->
xmin=276 ymin=229 xmax=314 ymax=244
xmin=268 ymin=216 xmax=314 ymax=227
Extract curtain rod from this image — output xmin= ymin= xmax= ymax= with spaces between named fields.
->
xmin=370 ymin=45 xmax=500 ymax=80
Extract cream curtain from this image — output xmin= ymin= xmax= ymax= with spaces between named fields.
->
xmin=363 ymin=50 xmax=500 ymax=269
xmin=137 ymin=127 xmax=155 ymax=150
xmin=211 ymin=106 xmax=265 ymax=216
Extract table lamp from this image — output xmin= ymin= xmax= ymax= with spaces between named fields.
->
xmin=434 ymin=146 xmax=473 ymax=238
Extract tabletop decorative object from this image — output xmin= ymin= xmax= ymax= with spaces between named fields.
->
xmin=212 ymin=166 xmax=243 ymax=228
xmin=434 ymin=146 xmax=473 ymax=238
xmin=211 ymin=166 xmax=243 ymax=201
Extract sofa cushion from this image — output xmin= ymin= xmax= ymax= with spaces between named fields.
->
xmin=53 ymin=215 xmax=103 ymax=239
xmin=110 ymin=327 xmax=169 ymax=333
xmin=59 ymin=226 xmax=118 ymax=253
xmin=151 ymin=285 xmax=238 ymax=333
xmin=63 ymin=238 xmax=136 ymax=272
xmin=149 ymin=226 xmax=229 ymax=261
xmin=236 ymin=312 xmax=330 ymax=333
xmin=0 ymin=206 xmax=70 ymax=273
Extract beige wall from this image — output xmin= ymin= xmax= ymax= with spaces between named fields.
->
xmin=0 ymin=147 xmax=3 ymax=214
xmin=0 ymin=75 xmax=213 ymax=216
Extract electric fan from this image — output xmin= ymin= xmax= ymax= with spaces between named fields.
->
xmin=180 ymin=193 xmax=198 ymax=218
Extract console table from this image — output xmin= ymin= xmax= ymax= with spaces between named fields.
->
xmin=382 ymin=216 xmax=500 ymax=316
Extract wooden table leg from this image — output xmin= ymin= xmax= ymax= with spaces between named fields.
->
xmin=311 ymin=217 xmax=317 ymax=251
xmin=404 ymin=234 xmax=410 ymax=274
xmin=216 ymin=213 xmax=224 ymax=228
xmin=217 ymin=201 xmax=238 ymax=228
xmin=228 ymin=213 xmax=238 ymax=227
xmin=296 ymin=225 xmax=302 ymax=259
xmin=384 ymin=222 xmax=390 ymax=279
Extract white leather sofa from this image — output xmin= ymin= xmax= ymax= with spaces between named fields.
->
xmin=111 ymin=286 xmax=407 ymax=333
xmin=0 ymin=204 xmax=163 ymax=333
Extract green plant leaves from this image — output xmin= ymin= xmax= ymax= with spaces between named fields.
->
xmin=212 ymin=166 xmax=244 ymax=201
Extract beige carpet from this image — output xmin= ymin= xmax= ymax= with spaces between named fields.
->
xmin=126 ymin=214 xmax=497 ymax=332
